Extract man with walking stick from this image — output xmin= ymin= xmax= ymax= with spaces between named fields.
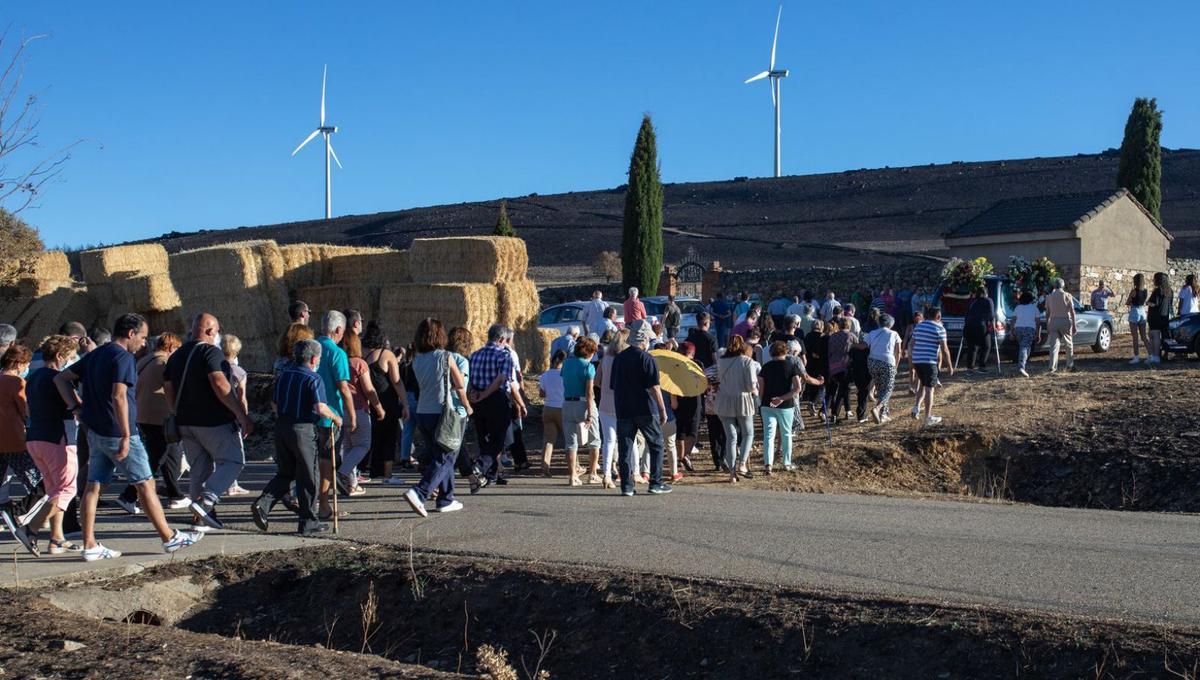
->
xmin=315 ymin=311 xmax=355 ymax=524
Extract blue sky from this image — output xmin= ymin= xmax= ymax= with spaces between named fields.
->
xmin=7 ymin=1 xmax=1199 ymax=248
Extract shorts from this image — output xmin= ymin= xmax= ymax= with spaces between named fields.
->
xmin=914 ymin=363 xmax=939 ymax=389
xmin=1148 ymin=315 xmax=1168 ymax=332
xmin=673 ymin=395 xmax=701 ymax=439
xmin=316 ymin=425 xmax=343 ymax=461
xmin=562 ymin=399 xmax=601 ymax=452
xmin=86 ymin=431 xmax=153 ymax=485
xmin=1128 ymin=306 xmax=1147 ymax=325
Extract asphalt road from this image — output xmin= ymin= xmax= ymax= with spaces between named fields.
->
xmin=218 ymin=463 xmax=1200 ymax=627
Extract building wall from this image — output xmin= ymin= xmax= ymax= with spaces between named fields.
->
xmin=947 ymin=237 xmax=1082 ymax=271
xmin=1075 ymin=258 xmax=1198 ymax=331
xmin=1077 ymin=197 xmax=1170 ymax=271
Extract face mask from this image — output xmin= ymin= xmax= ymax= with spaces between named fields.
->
xmin=214 ymin=333 xmax=223 ymax=349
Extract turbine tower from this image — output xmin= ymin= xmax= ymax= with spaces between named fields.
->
xmin=291 ymin=65 xmax=342 ymax=219
xmin=744 ymin=6 xmax=788 ymax=178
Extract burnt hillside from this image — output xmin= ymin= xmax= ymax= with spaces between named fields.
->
xmin=153 ymin=149 xmax=1200 ymax=270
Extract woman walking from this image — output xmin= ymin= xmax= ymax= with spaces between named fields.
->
xmin=716 ymin=335 xmax=758 ymax=482
xmin=116 ymin=332 xmax=187 ymax=513
xmin=363 ymin=322 xmax=407 ymax=481
xmin=0 ymin=344 xmax=41 ymax=554
xmin=758 ymin=341 xmax=822 ymax=473
xmin=1127 ymin=273 xmax=1150 ymax=364
xmin=596 ymin=329 xmax=629 ymax=488
xmin=826 ymin=318 xmax=855 ymax=423
xmin=537 ymin=350 xmax=567 ymax=477
xmin=1147 ymin=272 xmax=1174 ymax=365
xmin=560 ymin=338 xmax=601 ymax=486
xmin=904 ymin=311 xmax=924 ymax=393
xmin=21 ymin=336 xmax=83 ymax=554
xmin=672 ymin=341 xmax=701 ymax=475
xmin=402 ymin=319 xmax=472 ymax=516
xmin=863 ymin=314 xmax=902 ymax=422
xmin=1011 ymin=292 xmax=1041 ymax=377
xmin=338 ymin=331 xmax=386 ymax=496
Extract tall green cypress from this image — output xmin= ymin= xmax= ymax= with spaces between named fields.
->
xmin=621 ymin=115 xmax=664 ymax=294
xmin=1116 ymin=97 xmax=1163 ymax=222
xmin=493 ymin=200 xmax=516 ymax=237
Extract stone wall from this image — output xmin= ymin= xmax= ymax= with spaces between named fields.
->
xmin=716 ymin=262 xmax=945 ymax=300
xmin=1076 ymin=258 xmax=1198 ymax=331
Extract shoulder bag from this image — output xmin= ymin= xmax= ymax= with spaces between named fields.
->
xmin=163 ymin=343 xmax=201 ymax=444
xmin=434 ymin=352 xmax=465 ymax=452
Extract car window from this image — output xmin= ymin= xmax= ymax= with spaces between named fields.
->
xmin=643 ymin=301 xmax=664 ymax=315
xmin=682 ymin=302 xmax=706 ymax=314
xmin=559 ymin=306 xmax=582 ymax=322
xmin=538 ymin=309 xmax=559 ymax=325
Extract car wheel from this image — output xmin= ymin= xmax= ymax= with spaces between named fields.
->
xmin=1092 ymin=323 xmax=1112 ymax=353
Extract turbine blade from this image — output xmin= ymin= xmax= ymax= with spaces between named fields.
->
xmin=320 ymin=64 xmax=327 ymax=126
xmin=744 ymin=70 xmax=770 ymax=84
xmin=328 ymin=140 xmax=343 ymax=169
xmin=771 ymin=5 xmax=782 ymax=70
xmin=291 ymin=129 xmax=321 ymax=156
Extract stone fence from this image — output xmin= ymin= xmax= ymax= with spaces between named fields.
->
xmin=1075 ymin=258 xmax=1199 ymax=331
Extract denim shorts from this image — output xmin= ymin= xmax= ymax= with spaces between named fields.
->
xmin=87 ymin=431 xmax=154 ymax=485
xmin=1128 ymin=305 xmax=1147 ymax=325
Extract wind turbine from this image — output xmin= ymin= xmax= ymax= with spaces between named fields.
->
xmin=291 ymin=65 xmax=342 ymax=219
xmin=744 ymin=6 xmax=788 ymax=178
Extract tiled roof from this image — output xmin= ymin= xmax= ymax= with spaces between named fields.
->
xmin=945 ymin=188 xmax=1169 ymax=240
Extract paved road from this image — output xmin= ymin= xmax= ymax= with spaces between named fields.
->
xmin=217 ymin=463 xmax=1200 ymax=627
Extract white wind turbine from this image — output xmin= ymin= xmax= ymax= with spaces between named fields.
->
xmin=744 ymin=5 xmax=788 ymax=178
xmin=291 ymin=65 xmax=342 ymax=219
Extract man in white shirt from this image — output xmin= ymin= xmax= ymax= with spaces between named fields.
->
xmin=582 ymin=291 xmax=609 ymax=337
xmin=820 ymin=292 xmax=840 ymax=322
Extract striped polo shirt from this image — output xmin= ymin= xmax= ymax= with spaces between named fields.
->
xmin=273 ymin=363 xmax=328 ymax=424
xmin=910 ymin=320 xmax=946 ymax=365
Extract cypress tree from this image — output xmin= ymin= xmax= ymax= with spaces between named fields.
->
xmin=621 ymin=115 xmax=664 ymax=294
xmin=1116 ymin=97 xmax=1163 ymax=222
xmin=493 ymin=200 xmax=516 ymax=237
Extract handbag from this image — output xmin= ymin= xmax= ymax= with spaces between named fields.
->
xmin=434 ymin=352 xmax=465 ymax=452
xmin=163 ymin=343 xmax=201 ymax=444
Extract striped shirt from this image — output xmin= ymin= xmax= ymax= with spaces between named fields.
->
xmin=910 ymin=320 xmax=946 ymax=365
xmin=468 ymin=342 xmax=514 ymax=391
xmin=273 ymin=364 xmax=327 ymax=424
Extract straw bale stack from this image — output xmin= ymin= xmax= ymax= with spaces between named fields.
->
xmin=112 ymin=272 xmax=182 ymax=312
xmin=496 ymin=279 xmax=540 ymax=330
xmin=380 ymin=284 xmax=498 ymax=352
xmin=298 ymin=285 xmax=381 ymax=324
xmin=16 ymin=278 xmax=70 ymax=297
xmin=326 ymin=248 xmax=410 ymax=286
xmin=408 ymin=237 xmax=527 ymax=284
xmin=80 ymin=244 xmax=169 ymax=285
xmin=20 ymin=285 xmax=94 ymax=344
xmin=513 ymin=328 xmax=558 ymax=374
xmin=169 ymin=240 xmax=288 ymax=371
xmin=15 ymin=251 xmax=73 ymax=298
xmin=0 ymin=296 xmax=34 ymax=327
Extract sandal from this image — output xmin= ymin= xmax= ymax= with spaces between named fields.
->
xmin=318 ymin=509 xmax=350 ymax=521
xmin=49 ymin=538 xmax=81 ymax=555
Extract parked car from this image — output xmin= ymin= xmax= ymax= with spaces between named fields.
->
xmin=931 ymin=275 xmax=1114 ymax=361
xmin=641 ymin=296 xmax=705 ymax=341
xmin=537 ymin=301 xmax=623 ymax=338
xmin=1165 ymin=312 xmax=1200 ymax=358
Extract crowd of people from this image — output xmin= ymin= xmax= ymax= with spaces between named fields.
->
xmin=0 ymin=268 xmax=1194 ymax=558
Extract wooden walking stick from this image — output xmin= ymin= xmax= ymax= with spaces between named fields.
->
xmin=954 ymin=335 xmax=964 ymax=371
xmin=330 ymin=424 xmax=339 ymax=533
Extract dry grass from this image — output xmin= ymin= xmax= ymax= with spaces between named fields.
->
xmin=79 ymin=244 xmax=169 ymax=284
xmin=381 ymin=283 xmax=499 ymax=353
xmin=408 ymin=236 xmax=528 ymax=284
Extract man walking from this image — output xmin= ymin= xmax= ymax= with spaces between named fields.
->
xmin=611 ymin=320 xmax=671 ymax=496
xmin=662 ymin=295 xmax=682 ymax=343
xmin=314 ymin=311 xmax=355 ymax=517
xmin=909 ymin=307 xmax=954 ymax=426
xmin=252 ymin=339 xmax=340 ymax=534
xmin=165 ymin=313 xmax=254 ymax=531
xmin=820 ymin=291 xmax=841 ymax=322
xmin=550 ymin=325 xmax=579 ymax=360
xmin=583 ymin=290 xmax=609 ymax=338
xmin=468 ymin=325 xmax=526 ymax=490
xmin=54 ymin=313 xmax=202 ymax=561
xmin=710 ymin=293 xmax=732 ymax=346
xmin=624 ymin=287 xmax=647 ymax=324
xmin=685 ymin=312 xmax=718 ymax=369
xmin=1044 ymin=278 xmax=1077 ymax=373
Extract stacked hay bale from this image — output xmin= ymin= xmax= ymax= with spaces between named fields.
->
xmin=15 ymin=251 xmax=72 ymax=297
xmin=383 ymin=237 xmax=547 ymax=372
xmin=79 ymin=243 xmax=173 ymax=320
xmin=18 ymin=284 xmax=94 ymax=344
xmin=170 ymin=240 xmax=290 ymax=371
xmin=285 ymin=245 xmax=411 ymax=323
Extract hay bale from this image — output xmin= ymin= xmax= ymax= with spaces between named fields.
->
xmin=80 ymin=244 xmax=169 ymax=284
xmin=169 ymin=240 xmax=288 ymax=371
xmin=514 ymin=328 xmax=558 ymax=374
xmin=21 ymin=285 xmax=94 ymax=344
xmin=0 ymin=295 xmax=34 ymax=326
xmin=113 ymin=273 xmax=181 ymax=312
xmin=380 ymin=284 xmax=498 ymax=352
xmin=408 ymin=237 xmax=527 ymax=284
xmin=16 ymin=278 xmax=69 ymax=297
xmin=30 ymin=251 xmax=71 ymax=282
xmin=496 ymin=279 xmax=540 ymax=330
xmin=326 ymin=248 xmax=410 ymax=286
xmin=298 ymin=285 xmax=381 ymax=323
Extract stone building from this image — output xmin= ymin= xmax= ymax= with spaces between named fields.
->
xmin=944 ymin=189 xmax=1174 ymax=327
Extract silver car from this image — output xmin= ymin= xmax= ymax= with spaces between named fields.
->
xmin=537 ymin=301 xmax=623 ymax=337
xmin=641 ymin=296 xmax=705 ymax=341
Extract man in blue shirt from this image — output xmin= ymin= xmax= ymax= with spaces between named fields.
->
xmin=315 ymin=311 xmax=354 ymax=519
xmin=55 ymin=313 xmax=202 ymax=561
xmin=253 ymin=339 xmax=341 ymax=535
xmin=909 ymin=307 xmax=954 ymax=426
xmin=467 ymin=324 xmax=526 ymax=490
xmin=610 ymin=320 xmax=671 ymax=496
xmin=710 ymin=293 xmax=732 ymax=347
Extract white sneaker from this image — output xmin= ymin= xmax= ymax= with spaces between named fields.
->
xmin=163 ymin=529 xmax=203 ymax=553
xmin=879 ymin=414 xmax=892 ymax=424
xmin=437 ymin=500 xmax=463 ymax=513
xmin=1129 ymin=357 xmax=1142 ymax=364
xmin=403 ymin=488 xmax=428 ymax=518
xmin=82 ymin=544 xmax=122 ymax=561
xmin=910 ymin=405 xmax=921 ymax=420
xmin=189 ymin=524 xmax=212 ymax=534
xmin=115 ymin=498 xmax=142 ymax=515
xmin=924 ymin=415 xmax=943 ymax=427
xmin=168 ymin=497 xmax=192 ymax=510
xmin=1018 ymin=368 xmax=1030 ymax=378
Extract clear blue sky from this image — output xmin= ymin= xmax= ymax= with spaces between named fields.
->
xmin=7 ymin=0 xmax=1199 ymax=248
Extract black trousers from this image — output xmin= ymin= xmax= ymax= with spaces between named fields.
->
xmin=471 ymin=392 xmax=511 ymax=480
xmin=963 ymin=326 xmax=991 ymax=369
xmin=506 ymin=412 xmax=529 ymax=467
xmin=264 ymin=420 xmax=321 ymax=532
xmin=854 ymin=373 xmax=872 ymax=421
xmin=367 ymin=410 xmax=401 ymax=479
xmin=704 ymin=413 xmax=726 ymax=470
xmin=828 ymin=371 xmax=851 ymax=418
xmin=119 ymin=423 xmax=184 ymax=503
